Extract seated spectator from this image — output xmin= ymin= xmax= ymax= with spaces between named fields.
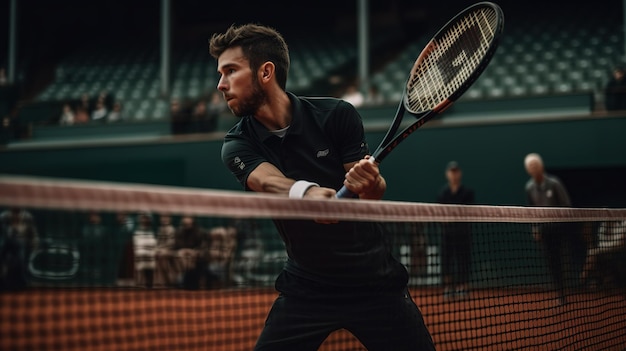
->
xmin=77 ymin=93 xmax=93 ymax=115
xmin=80 ymin=211 xmax=110 ymax=282
xmin=132 ymin=212 xmax=156 ymax=288
xmin=96 ymin=90 xmax=115 ymax=111
xmin=205 ymin=226 xmax=238 ymax=289
xmin=231 ymin=219 xmax=265 ymax=285
xmin=154 ymin=214 xmax=180 ymax=287
xmin=364 ymin=84 xmax=385 ymax=106
xmin=580 ymin=220 xmax=626 ymax=289
xmin=91 ymin=99 xmax=108 ymax=122
xmin=190 ymin=99 xmax=209 ymax=133
xmin=0 ymin=67 xmax=7 ymax=86
xmin=341 ymin=83 xmax=364 ymax=108
xmin=205 ymin=91 xmax=227 ymax=132
xmin=170 ymin=98 xmax=192 ymax=134
xmin=174 ymin=215 xmax=205 ymax=289
xmin=604 ymin=66 xmax=626 ymax=111
xmin=74 ymin=105 xmax=90 ymax=124
xmin=107 ymin=101 xmax=124 ymax=123
xmin=114 ymin=212 xmax=135 ymax=286
xmin=59 ymin=103 xmax=75 ymax=126
xmin=0 ymin=208 xmax=39 ymax=290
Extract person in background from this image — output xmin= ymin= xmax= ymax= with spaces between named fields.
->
xmin=340 ymin=83 xmax=365 ymax=108
xmin=173 ymin=215 xmax=205 ymax=289
xmin=170 ymin=98 xmax=191 ymax=134
xmin=81 ymin=211 xmax=109 ymax=282
xmin=604 ymin=66 xmax=626 ymax=111
xmin=107 ymin=101 xmax=124 ymax=123
xmin=0 ymin=208 xmax=39 ymax=290
xmin=0 ymin=67 xmax=7 ymax=86
xmin=209 ymin=23 xmax=434 ymax=350
xmin=91 ymin=99 xmax=108 ymax=122
xmin=190 ymin=98 xmax=210 ymax=133
xmin=437 ymin=161 xmax=475 ymax=299
xmin=524 ymin=152 xmax=584 ymax=305
xmin=154 ymin=214 xmax=180 ymax=287
xmin=133 ymin=212 xmax=156 ymax=288
xmin=115 ymin=212 xmax=135 ymax=286
xmin=59 ymin=102 xmax=75 ymax=125
xmin=364 ymin=84 xmax=385 ymax=106
xmin=205 ymin=90 xmax=227 ymax=132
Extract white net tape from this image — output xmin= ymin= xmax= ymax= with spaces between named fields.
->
xmin=2 ymin=175 xmax=625 ymax=223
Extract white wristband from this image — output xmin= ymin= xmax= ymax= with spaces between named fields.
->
xmin=289 ymin=180 xmax=319 ymax=199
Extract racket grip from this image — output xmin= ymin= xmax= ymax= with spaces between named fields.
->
xmin=336 ymin=156 xmax=377 ymax=199
xmin=336 ymin=186 xmax=357 ymax=199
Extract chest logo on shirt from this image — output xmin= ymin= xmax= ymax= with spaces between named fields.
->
xmin=234 ymin=156 xmax=245 ymax=170
xmin=316 ymin=149 xmax=330 ymax=158
xmin=546 ymin=189 xmax=553 ymax=198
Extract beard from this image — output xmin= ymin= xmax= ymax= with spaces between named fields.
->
xmin=230 ymin=76 xmax=266 ymax=117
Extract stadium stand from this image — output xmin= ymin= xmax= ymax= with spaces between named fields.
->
xmin=4 ymin=1 xmax=625 ymax=145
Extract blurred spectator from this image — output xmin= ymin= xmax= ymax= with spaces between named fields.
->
xmin=524 ymin=152 xmax=584 ymax=305
xmin=91 ymin=99 xmax=108 ymax=122
xmin=107 ymin=101 xmax=124 ymax=123
xmin=77 ymin=93 xmax=93 ymax=115
xmin=174 ymin=215 xmax=205 ymax=289
xmin=74 ymin=106 xmax=90 ymax=124
xmin=206 ymin=91 xmax=227 ymax=132
xmin=1 ymin=116 xmax=12 ymax=145
xmin=59 ymin=102 xmax=76 ymax=126
xmin=0 ymin=208 xmax=39 ymax=290
xmin=364 ymin=84 xmax=384 ymax=106
xmin=170 ymin=98 xmax=191 ymax=134
xmin=155 ymin=214 xmax=180 ymax=287
xmin=341 ymin=83 xmax=364 ymax=108
xmin=0 ymin=67 xmax=7 ymax=86
xmin=205 ymin=226 xmax=238 ymax=288
xmin=580 ymin=220 xmax=626 ymax=289
xmin=437 ymin=161 xmax=475 ymax=300
xmin=96 ymin=90 xmax=115 ymax=111
xmin=190 ymin=98 xmax=210 ymax=133
xmin=133 ymin=212 xmax=156 ymax=288
xmin=604 ymin=66 xmax=626 ymax=111
xmin=81 ymin=211 xmax=109 ymax=281
xmin=115 ymin=212 xmax=135 ymax=286
xmin=232 ymin=218 xmax=265 ymax=285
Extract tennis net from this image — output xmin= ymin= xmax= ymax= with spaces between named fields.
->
xmin=1 ymin=175 xmax=625 ymax=350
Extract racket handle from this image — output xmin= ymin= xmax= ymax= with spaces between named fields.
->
xmin=336 ymin=156 xmax=377 ymax=199
xmin=336 ymin=186 xmax=357 ymax=199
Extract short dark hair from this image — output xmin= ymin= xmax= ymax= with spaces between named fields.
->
xmin=209 ymin=23 xmax=290 ymax=90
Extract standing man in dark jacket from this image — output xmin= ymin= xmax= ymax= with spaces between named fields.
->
xmin=524 ymin=153 xmax=582 ymax=305
xmin=437 ymin=161 xmax=475 ymax=300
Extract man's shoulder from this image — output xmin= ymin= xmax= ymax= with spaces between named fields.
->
xmin=544 ymin=174 xmax=564 ymax=187
xmin=524 ymin=178 xmax=535 ymax=191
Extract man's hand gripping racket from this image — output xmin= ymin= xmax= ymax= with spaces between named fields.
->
xmin=337 ymin=1 xmax=504 ymax=198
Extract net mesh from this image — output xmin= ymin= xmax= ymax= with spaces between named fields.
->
xmin=1 ymin=176 xmax=625 ymax=351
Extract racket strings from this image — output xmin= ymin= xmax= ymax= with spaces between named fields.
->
xmin=406 ymin=7 xmax=499 ymax=113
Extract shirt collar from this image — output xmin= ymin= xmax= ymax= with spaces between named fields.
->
xmin=249 ymin=92 xmax=303 ymax=142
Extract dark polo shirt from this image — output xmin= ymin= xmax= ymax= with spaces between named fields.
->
xmin=221 ymin=92 xmax=408 ymax=292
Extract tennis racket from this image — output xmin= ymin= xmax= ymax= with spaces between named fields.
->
xmin=337 ymin=1 xmax=504 ymax=198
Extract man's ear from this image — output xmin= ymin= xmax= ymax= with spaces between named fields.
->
xmin=259 ymin=62 xmax=275 ymax=82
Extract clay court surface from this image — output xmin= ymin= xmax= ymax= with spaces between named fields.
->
xmin=2 ymin=287 xmax=625 ymax=350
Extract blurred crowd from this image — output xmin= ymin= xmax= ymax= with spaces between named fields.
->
xmin=54 ymin=89 xmax=227 ymax=135
xmin=0 ymin=208 xmax=269 ymax=291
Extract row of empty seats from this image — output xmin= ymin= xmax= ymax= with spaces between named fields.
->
xmin=371 ymin=21 xmax=625 ymax=103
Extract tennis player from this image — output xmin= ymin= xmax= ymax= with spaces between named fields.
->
xmin=209 ymin=23 xmax=435 ymax=350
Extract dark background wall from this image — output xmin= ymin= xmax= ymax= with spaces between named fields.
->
xmin=2 ymin=114 xmax=625 ymax=208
